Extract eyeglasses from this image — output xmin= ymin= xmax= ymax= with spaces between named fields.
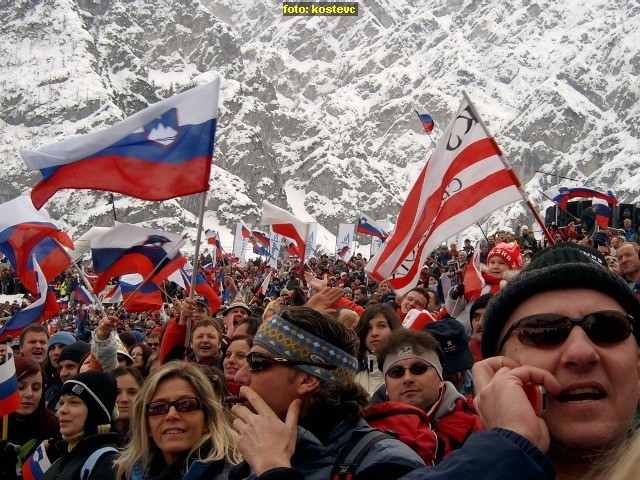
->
xmin=246 ymin=352 xmax=337 ymax=372
xmin=146 ymin=397 xmax=201 ymax=416
xmin=386 ymin=362 xmax=432 ymax=379
xmin=147 ymin=343 xmax=159 ymax=347
xmin=497 ymin=310 xmax=634 ymax=353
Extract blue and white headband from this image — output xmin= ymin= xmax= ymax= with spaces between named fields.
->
xmin=253 ymin=315 xmax=359 ymax=383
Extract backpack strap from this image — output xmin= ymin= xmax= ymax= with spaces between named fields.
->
xmin=80 ymin=446 xmax=118 ymax=480
xmin=331 ymin=429 xmax=393 ymax=480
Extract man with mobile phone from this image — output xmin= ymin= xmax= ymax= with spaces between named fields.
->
xmin=237 ymin=243 xmax=640 ymax=480
xmin=474 ymin=242 xmax=640 ymax=479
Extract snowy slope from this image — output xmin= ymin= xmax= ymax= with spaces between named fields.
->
xmin=0 ymin=0 xmax=638 ymax=251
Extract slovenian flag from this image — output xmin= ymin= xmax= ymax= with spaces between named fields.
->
xmin=21 ymin=79 xmax=221 ymax=209
xmin=0 ymin=196 xmax=73 ymax=293
xmin=414 ymin=109 xmax=435 ymax=133
xmin=0 ymin=258 xmax=58 ymax=342
xmin=357 ymin=213 xmax=388 ymax=239
xmin=90 ymin=223 xmax=186 ymax=294
xmin=74 ymin=284 xmax=95 ymax=307
xmin=167 ymin=265 xmax=222 ymax=313
xmin=0 ymin=351 xmax=20 ymax=417
xmin=545 ymin=186 xmax=617 ymax=210
xmin=118 ymin=274 xmax=164 ymax=313
xmin=22 ymin=440 xmax=52 ymax=480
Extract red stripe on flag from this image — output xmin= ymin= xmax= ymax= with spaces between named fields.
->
xmin=31 ymin=155 xmax=211 ymax=209
xmin=375 ymin=138 xmax=501 ymax=269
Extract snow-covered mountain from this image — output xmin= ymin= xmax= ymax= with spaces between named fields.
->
xmin=0 ymin=0 xmax=638 ymax=252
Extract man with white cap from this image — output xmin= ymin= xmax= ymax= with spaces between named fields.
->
xmin=365 ymin=329 xmax=481 ymax=464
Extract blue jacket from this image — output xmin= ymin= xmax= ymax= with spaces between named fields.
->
xmin=231 ymin=418 xmax=424 ymax=480
xmin=252 ymin=429 xmax=555 ymax=480
xmin=130 ymin=451 xmax=231 ymax=480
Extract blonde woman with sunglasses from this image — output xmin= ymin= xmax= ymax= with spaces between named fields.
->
xmin=115 ymin=361 xmax=239 ymax=480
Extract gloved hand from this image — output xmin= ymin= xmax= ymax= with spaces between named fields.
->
xmin=0 ymin=440 xmax=18 ymax=480
xmin=449 ymin=284 xmax=465 ymax=300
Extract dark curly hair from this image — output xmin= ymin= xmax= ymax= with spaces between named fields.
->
xmin=279 ymin=307 xmax=369 ymax=422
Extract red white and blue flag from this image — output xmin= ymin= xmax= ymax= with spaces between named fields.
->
xmin=205 ymin=229 xmax=224 ymax=261
xmin=22 ymin=440 xmax=52 ymax=480
xmin=251 ymin=230 xmax=271 ymax=249
xmin=260 ymin=201 xmax=309 ymax=261
xmin=366 ymin=95 xmax=523 ymax=295
xmin=21 ymin=79 xmax=221 ymax=209
xmin=0 ymin=258 xmax=58 ymax=342
xmin=0 ymin=351 xmax=20 ymax=417
xmin=0 ymin=196 xmax=73 ymax=293
xmin=118 ymin=274 xmax=164 ymax=313
xmin=414 ymin=109 xmax=435 ymax=133
xmin=73 ymin=284 xmax=95 ymax=307
xmin=168 ymin=265 xmax=222 ymax=313
xmin=90 ymin=223 xmax=186 ymax=294
xmin=545 ymin=186 xmax=617 ymax=210
xmin=357 ymin=213 xmax=388 ymax=239
xmin=337 ymin=245 xmax=350 ymax=258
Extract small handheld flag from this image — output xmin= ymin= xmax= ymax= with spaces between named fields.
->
xmin=414 ymin=109 xmax=435 ymax=133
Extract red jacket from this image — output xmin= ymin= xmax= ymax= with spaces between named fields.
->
xmin=365 ymin=385 xmax=483 ymax=463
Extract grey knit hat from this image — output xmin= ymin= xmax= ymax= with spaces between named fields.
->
xmin=482 ymin=242 xmax=640 ymax=358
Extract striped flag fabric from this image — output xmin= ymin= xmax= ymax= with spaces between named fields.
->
xmin=90 ymin=223 xmax=186 ymax=294
xmin=73 ymin=284 xmax=95 ymax=307
xmin=22 ymin=440 xmax=52 ymax=480
xmin=0 ymin=258 xmax=58 ymax=342
xmin=544 ymin=186 xmax=617 ymax=210
xmin=414 ymin=109 xmax=435 ymax=133
xmin=0 ymin=196 xmax=73 ymax=293
xmin=21 ymin=79 xmax=221 ymax=209
xmin=0 ymin=351 xmax=20 ymax=417
xmin=260 ymin=201 xmax=309 ymax=261
xmin=366 ymin=94 xmax=523 ymax=295
xmin=357 ymin=213 xmax=388 ymax=239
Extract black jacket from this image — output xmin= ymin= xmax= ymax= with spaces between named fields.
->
xmin=43 ymin=432 xmax=118 ymax=480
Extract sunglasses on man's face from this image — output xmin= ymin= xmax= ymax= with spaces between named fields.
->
xmin=145 ymin=397 xmax=201 ymax=416
xmin=246 ymin=351 xmax=337 ymax=372
xmin=497 ymin=310 xmax=634 ymax=353
xmin=386 ymin=362 xmax=432 ymax=379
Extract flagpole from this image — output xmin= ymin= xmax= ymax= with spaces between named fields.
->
xmin=52 ymin=239 xmax=108 ymax=318
xmin=185 ymin=192 xmax=207 ymax=349
xmin=462 ymin=91 xmax=555 ymax=246
xmin=114 ymin=234 xmax=187 ymax=316
xmin=2 ymin=337 xmax=11 ymax=440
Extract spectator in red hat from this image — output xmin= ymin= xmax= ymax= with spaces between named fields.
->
xmin=445 ymin=242 xmax=522 ymax=336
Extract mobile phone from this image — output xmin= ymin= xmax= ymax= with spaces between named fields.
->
xmin=523 ymin=383 xmax=547 ymax=417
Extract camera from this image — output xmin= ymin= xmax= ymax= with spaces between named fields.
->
xmin=447 ymin=260 xmax=460 ymax=284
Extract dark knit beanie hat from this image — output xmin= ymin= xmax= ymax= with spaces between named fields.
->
xmin=59 ymin=370 xmax=118 ymax=434
xmin=58 ymin=340 xmax=91 ymax=365
xmin=482 ymin=242 xmax=640 ymax=359
xmin=469 ymin=293 xmax=494 ymax=330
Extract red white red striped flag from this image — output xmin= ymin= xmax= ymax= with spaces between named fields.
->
xmin=365 ymin=94 xmax=523 ymax=295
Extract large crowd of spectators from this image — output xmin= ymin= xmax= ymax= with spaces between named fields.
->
xmin=1 ymin=220 xmax=640 ymax=480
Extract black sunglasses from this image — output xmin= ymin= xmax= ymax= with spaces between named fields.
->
xmin=386 ymin=362 xmax=431 ymax=379
xmin=497 ymin=310 xmax=634 ymax=353
xmin=146 ymin=397 xmax=201 ymax=416
xmin=246 ymin=352 xmax=337 ymax=372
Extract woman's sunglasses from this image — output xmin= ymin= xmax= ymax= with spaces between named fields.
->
xmin=246 ymin=351 xmax=337 ymax=372
xmin=386 ymin=362 xmax=431 ymax=379
xmin=146 ymin=397 xmax=201 ymax=416
xmin=497 ymin=310 xmax=634 ymax=353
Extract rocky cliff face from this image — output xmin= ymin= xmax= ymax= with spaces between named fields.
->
xmin=0 ymin=0 xmax=638 ymax=248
